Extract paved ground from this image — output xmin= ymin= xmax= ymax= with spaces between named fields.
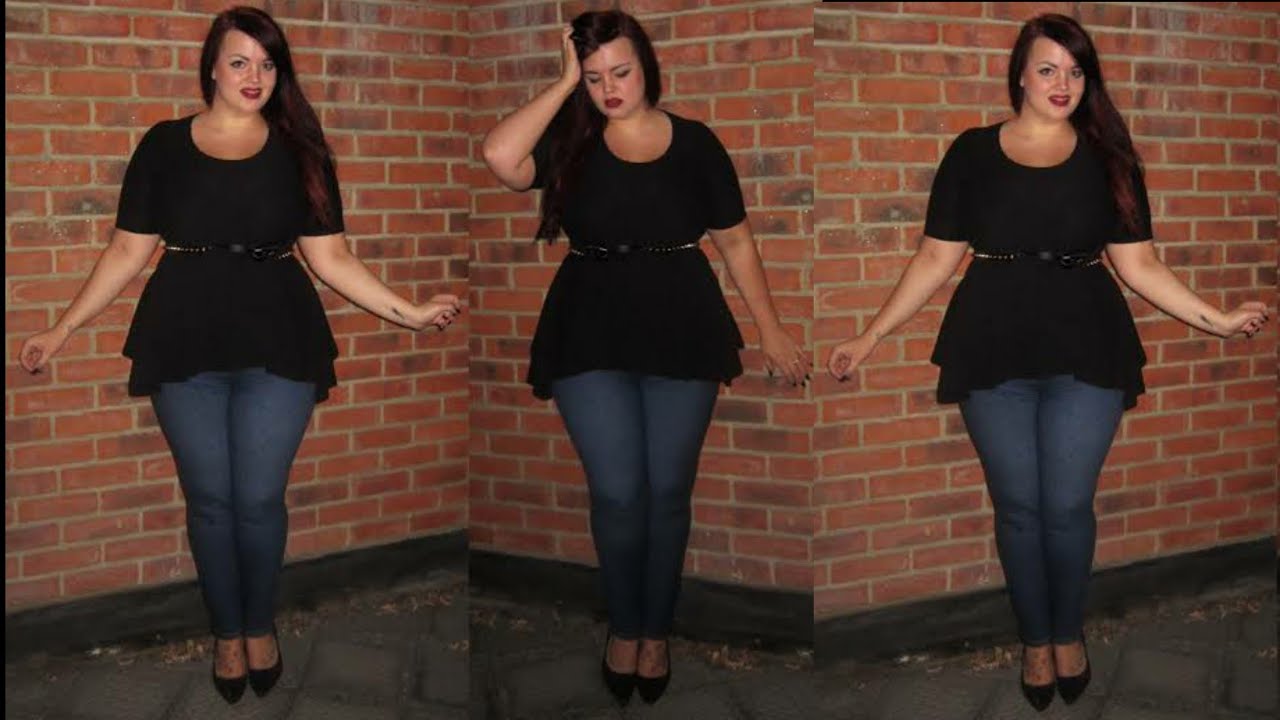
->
xmin=820 ymin=575 xmax=1277 ymax=720
xmin=4 ymin=569 xmax=469 ymax=720
xmin=5 ymin=571 xmax=1273 ymax=719
xmin=470 ymin=592 xmax=815 ymax=720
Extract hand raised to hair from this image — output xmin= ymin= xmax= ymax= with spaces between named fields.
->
xmin=558 ymin=26 xmax=581 ymax=89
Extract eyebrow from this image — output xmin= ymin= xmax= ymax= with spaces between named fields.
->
xmin=1036 ymin=61 xmax=1080 ymax=68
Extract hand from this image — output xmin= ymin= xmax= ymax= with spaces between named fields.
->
xmin=407 ymin=294 xmax=462 ymax=332
xmin=557 ymin=26 xmax=581 ymax=90
xmin=827 ymin=335 xmax=877 ymax=381
xmin=761 ymin=325 xmax=808 ymax=386
xmin=1216 ymin=301 xmax=1269 ymax=339
xmin=19 ymin=326 xmax=71 ymax=374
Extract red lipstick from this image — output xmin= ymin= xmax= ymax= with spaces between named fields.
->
xmin=604 ymin=98 xmax=622 ymax=109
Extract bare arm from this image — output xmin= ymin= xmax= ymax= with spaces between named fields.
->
xmin=296 ymin=234 xmax=460 ymax=331
xmin=19 ymin=229 xmax=160 ymax=371
xmin=828 ymin=237 xmax=969 ymax=379
xmin=1107 ymin=240 xmax=1268 ymax=338
xmin=480 ymin=28 xmax=579 ymax=191
xmin=708 ymin=220 xmax=807 ymax=384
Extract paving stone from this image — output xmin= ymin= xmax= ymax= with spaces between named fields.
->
xmin=1112 ymin=649 xmax=1211 ymax=712
xmin=285 ymin=695 xmax=398 ymax=720
xmin=433 ymin=597 xmax=469 ymax=646
xmin=728 ymin=672 xmax=816 ymax=720
xmin=167 ymin=683 xmax=296 ymax=719
xmin=1126 ymin=616 xmax=1241 ymax=652
xmin=978 ymin=682 xmax=1104 ymax=720
xmin=624 ymin=685 xmax=742 ymax=720
xmin=1224 ymin=647 xmax=1277 ymax=715
xmin=870 ymin=674 xmax=993 ymax=720
xmin=303 ymin=640 xmax=405 ymax=702
xmin=420 ymin=636 xmax=468 ymax=706
xmin=58 ymin=665 xmax=189 ymax=720
xmin=504 ymin=653 xmax=612 ymax=716
xmin=404 ymin=701 xmax=469 ymax=720
xmin=1239 ymin=612 xmax=1276 ymax=650
xmin=1098 ymin=703 xmax=1205 ymax=720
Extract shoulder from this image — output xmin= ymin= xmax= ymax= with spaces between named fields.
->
xmin=666 ymin=111 xmax=727 ymax=153
xmin=948 ymin=123 xmax=997 ymax=154
xmin=134 ymin=115 xmax=189 ymax=153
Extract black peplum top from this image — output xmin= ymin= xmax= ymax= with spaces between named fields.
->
xmin=524 ymin=110 xmax=748 ymax=400
xmin=116 ymin=115 xmax=343 ymax=401
xmin=925 ymin=122 xmax=1152 ymax=410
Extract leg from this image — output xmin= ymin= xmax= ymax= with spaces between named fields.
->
xmin=637 ymin=375 xmax=719 ymax=640
xmin=959 ymin=378 xmax=1053 ymax=647
xmin=635 ymin=375 xmax=718 ymax=683
xmin=151 ymin=372 xmax=245 ymax=680
xmin=226 ymin=368 xmax=315 ymax=668
xmin=552 ymin=370 xmax=648 ymax=656
xmin=153 ymin=372 xmax=240 ymax=637
xmin=1037 ymin=375 xmax=1123 ymax=672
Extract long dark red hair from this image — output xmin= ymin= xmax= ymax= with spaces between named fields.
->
xmin=536 ymin=11 xmax=662 ymax=241
xmin=199 ymin=6 xmax=334 ymax=225
xmin=1008 ymin=14 xmax=1145 ymax=236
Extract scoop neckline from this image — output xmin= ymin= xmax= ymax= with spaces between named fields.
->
xmin=602 ymin=109 xmax=675 ymax=166
xmin=995 ymin=120 xmax=1078 ymax=170
xmin=186 ymin=113 xmax=271 ymax=162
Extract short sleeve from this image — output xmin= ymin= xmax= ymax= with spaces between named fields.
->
xmin=698 ymin=122 xmax=747 ymax=230
xmin=1110 ymin=165 xmax=1153 ymax=243
xmin=115 ymin=123 xmax=164 ymax=234
xmin=923 ymin=129 xmax=974 ymax=242
xmin=301 ymin=156 xmax=345 ymax=236
xmin=529 ymin=130 xmax=552 ymax=190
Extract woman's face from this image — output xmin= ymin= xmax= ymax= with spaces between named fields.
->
xmin=1018 ymin=36 xmax=1085 ymax=123
xmin=211 ymin=29 xmax=277 ymax=114
xmin=580 ymin=36 xmax=647 ymax=120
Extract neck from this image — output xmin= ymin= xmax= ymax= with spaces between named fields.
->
xmin=1009 ymin=111 xmax=1072 ymax=138
xmin=606 ymin=105 xmax=660 ymax=135
xmin=204 ymin=102 xmax=267 ymax=131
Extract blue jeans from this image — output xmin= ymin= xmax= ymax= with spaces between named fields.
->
xmin=151 ymin=368 xmax=315 ymax=639
xmin=552 ymin=370 xmax=719 ymax=639
xmin=959 ymin=375 xmax=1124 ymax=646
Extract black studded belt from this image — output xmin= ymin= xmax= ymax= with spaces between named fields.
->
xmin=972 ymin=249 xmax=1102 ymax=269
xmin=164 ymin=243 xmax=293 ymax=261
xmin=567 ymin=242 xmax=700 ymax=260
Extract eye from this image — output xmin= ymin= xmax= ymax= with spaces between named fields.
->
xmin=614 ymin=69 xmax=630 ymax=79
xmin=230 ymin=59 xmax=245 ymax=69
xmin=585 ymin=75 xmax=600 ymax=84
xmin=263 ymin=61 xmax=276 ymax=72
xmin=1037 ymin=67 xmax=1053 ymax=76
xmin=1070 ymin=68 xmax=1083 ymax=78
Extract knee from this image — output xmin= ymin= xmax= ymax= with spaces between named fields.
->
xmin=1044 ymin=495 xmax=1095 ymax=532
xmin=235 ymin=489 xmax=286 ymax=525
xmin=589 ymin=474 xmax=646 ymax=516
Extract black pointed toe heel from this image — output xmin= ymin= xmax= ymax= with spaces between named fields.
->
xmin=247 ymin=626 xmax=284 ymax=698
xmin=635 ymin=640 xmax=671 ymax=705
xmin=1056 ymin=639 xmax=1091 ymax=705
xmin=600 ymin=631 xmax=635 ymax=706
xmin=211 ymin=638 xmax=247 ymax=704
xmin=1020 ymin=646 xmax=1055 ymax=712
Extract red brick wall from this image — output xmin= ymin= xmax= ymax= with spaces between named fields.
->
xmin=814 ymin=3 xmax=1278 ymax=618
xmin=5 ymin=0 xmax=470 ymax=611
xmin=466 ymin=0 xmax=814 ymax=592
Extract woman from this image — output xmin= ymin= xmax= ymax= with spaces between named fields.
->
xmin=481 ymin=10 xmax=806 ymax=706
xmin=18 ymin=7 xmax=460 ymax=705
xmin=827 ymin=13 xmax=1267 ymax=712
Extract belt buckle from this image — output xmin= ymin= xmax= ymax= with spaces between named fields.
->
xmin=249 ymin=246 xmax=272 ymax=261
xmin=1057 ymin=252 xmax=1089 ymax=269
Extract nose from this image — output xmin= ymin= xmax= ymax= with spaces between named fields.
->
xmin=602 ymin=75 xmax=615 ymax=94
xmin=248 ymin=65 xmax=261 ymax=83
